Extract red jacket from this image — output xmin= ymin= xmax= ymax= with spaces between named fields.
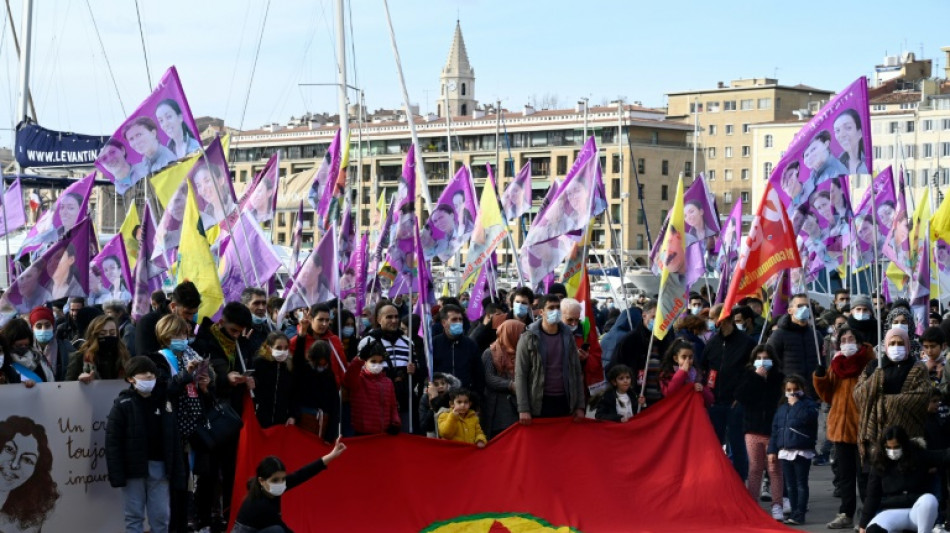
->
xmin=661 ymin=369 xmax=714 ymax=407
xmin=290 ymin=328 xmax=346 ymax=387
xmin=343 ymin=358 xmax=400 ymax=435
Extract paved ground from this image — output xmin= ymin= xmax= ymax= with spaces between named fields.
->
xmin=751 ymin=461 xmax=842 ymax=532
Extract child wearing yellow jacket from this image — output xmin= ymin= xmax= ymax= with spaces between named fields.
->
xmin=437 ymin=388 xmax=487 ymax=448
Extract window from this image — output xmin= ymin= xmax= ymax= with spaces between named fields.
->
xmin=741 ymin=191 xmax=750 ymax=203
xmin=889 ymin=121 xmax=899 ymax=134
xmin=724 ymin=192 xmax=733 ymax=204
xmin=764 ymin=162 xmax=773 ymax=178
xmin=725 ymin=124 xmax=734 ymax=135
xmin=906 ymin=170 xmax=916 ymax=187
xmin=661 ymin=160 xmax=669 ymax=175
xmin=461 ymin=83 xmax=467 ymax=96
xmin=874 ymin=146 xmax=882 ymax=159
xmin=942 ymin=142 xmax=950 ymax=157
xmin=740 ymin=99 xmax=754 ymax=110
xmin=461 ymin=104 xmax=468 ymax=115
xmin=741 ymin=169 xmax=750 ymax=180
xmin=637 ymin=158 xmax=645 ymax=174
xmin=660 ymin=209 xmax=669 ymax=222
xmin=886 ymin=145 xmax=895 ymax=159
xmin=724 ymin=169 xmax=734 ymax=181
xmin=661 ymin=185 xmax=669 ymax=201
xmin=708 ymin=125 xmax=717 ymax=135
xmin=906 ymin=120 xmax=915 ymax=132
xmin=943 ymin=168 xmax=950 ymax=186
xmin=636 ymin=234 xmax=645 ymax=250
xmin=611 ymin=178 xmax=620 ymax=199
xmin=707 ymin=170 xmax=716 ymax=180
xmin=684 ymin=161 xmax=692 ymax=177
xmin=923 ymin=143 xmax=933 ymax=158
xmin=557 ymin=155 xmax=567 ymax=174
xmin=612 ymin=154 xmax=620 ymax=173
xmin=872 ymin=104 xmax=886 ymax=111
xmin=707 ymin=147 xmax=716 ymax=158
xmin=610 ymin=204 xmax=621 ymax=224
xmin=638 ymin=184 xmax=644 ymax=199
xmin=707 ymin=101 xmax=721 ymax=112
xmin=689 ymin=102 xmax=703 ymax=113
xmin=741 ymin=146 xmax=750 ymax=157
xmin=758 ymin=98 xmax=771 ymax=109
xmin=923 ymin=119 xmax=934 ymax=131
xmin=765 ymin=134 xmax=773 ymax=148
xmin=636 ymin=208 xmax=647 ymax=224
xmin=724 ymin=147 xmax=733 ymax=158
xmin=724 ymin=100 xmax=737 ymax=111
xmin=943 ymin=119 xmax=950 ymax=130
xmin=742 ymin=124 xmax=750 ymax=134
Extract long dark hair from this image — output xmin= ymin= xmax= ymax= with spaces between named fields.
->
xmin=0 ymin=416 xmax=60 ymax=528
xmin=870 ymin=425 xmax=921 ymax=473
xmin=659 ymin=338 xmax=695 ymax=383
xmin=245 ymin=455 xmax=286 ymax=500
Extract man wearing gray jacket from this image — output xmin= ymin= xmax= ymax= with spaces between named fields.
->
xmin=515 ymin=294 xmax=586 ymax=424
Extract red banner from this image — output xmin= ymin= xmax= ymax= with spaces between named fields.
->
xmin=230 ymin=388 xmax=789 ymax=532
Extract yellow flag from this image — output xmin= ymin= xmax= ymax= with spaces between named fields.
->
xmin=933 ymin=190 xmax=950 ymax=244
xmin=149 ymin=134 xmax=230 ymax=207
xmin=120 ymin=204 xmax=141 ymax=268
xmin=654 ymin=176 xmax=687 ymax=340
xmin=564 ymin=222 xmax=594 ymax=297
xmin=177 ymin=180 xmax=224 ymax=321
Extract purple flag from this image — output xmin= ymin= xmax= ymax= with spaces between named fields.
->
xmin=96 ymin=67 xmax=200 ymax=194
xmin=500 ymin=160 xmax=532 ymax=223
xmin=910 ymin=221 xmax=930 ymax=335
xmin=382 ymin=146 xmax=418 ymax=295
xmin=131 ymin=205 xmax=163 ymax=321
xmin=339 ymin=201 xmax=356 ymax=265
xmin=308 ymin=130 xmax=342 ymax=212
xmin=882 ymin=169 xmax=911 ymax=275
xmin=935 ymin=239 xmax=950 ymax=304
xmin=219 ymin=212 xmax=282 ymax=304
xmin=852 ymin=166 xmax=896 ymax=267
xmin=714 ymin=199 xmax=743 ymax=305
xmin=18 ymin=173 xmax=95 ymax=259
xmin=421 ymin=165 xmax=477 ymax=261
xmin=239 ymin=153 xmax=280 ymax=224
xmin=152 ymin=179 xmax=188 ymax=268
xmin=465 ymin=266 xmax=489 ymax=322
xmin=91 ymin=235 xmax=133 ymax=303
xmin=649 ymin=176 xmax=719 ymax=287
xmin=0 ymin=178 xmax=26 ymax=238
xmin=341 ymin=233 xmax=368 ymax=317
xmin=280 ymin=223 xmax=340 ymax=319
xmin=291 ymin=200 xmax=304 ymax=275
xmin=1 ymin=218 xmax=92 ymax=313
xmin=187 ymin=137 xmax=236 ymax=230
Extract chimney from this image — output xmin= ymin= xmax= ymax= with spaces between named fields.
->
xmin=523 ymin=104 xmax=536 ymax=116
xmin=717 ymin=81 xmax=725 ymax=89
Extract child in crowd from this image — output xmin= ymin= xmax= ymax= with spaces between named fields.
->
xmin=419 ymin=372 xmax=460 ymax=437
xmin=735 ymin=344 xmax=785 ymax=520
xmin=658 ymin=339 xmax=713 ymax=407
xmin=232 ymin=437 xmax=346 ymax=533
xmin=293 ymin=340 xmax=341 ymax=441
xmin=921 ymin=326 xmax=947 ymax=386
xmin=437 ymin=388 xmax=487 ymax=447
xmin=768 ymin=374 xmax=819 ymax=526
xmin=595 ymin=364 xmax=636 ymax=422
xmin=344 ymin=339 xmax=400 ymax=435
xmin=252 ymin=332 xmax=295 ymax=429
xmin=106 ymin=356 xmax=185 ymax=533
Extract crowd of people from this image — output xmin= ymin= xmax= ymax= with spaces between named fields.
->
xmin=4 ymin=279 xmax=950 ymax=533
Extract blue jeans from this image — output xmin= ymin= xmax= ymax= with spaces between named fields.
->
xmin=122 ymin=460 xmax=170 ymax=533
xmin=708 ymin=403 xmax=749 ymax=480
xmin=781 ymin=456 xmax=811 ymax=522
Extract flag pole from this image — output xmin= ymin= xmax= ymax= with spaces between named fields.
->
xmin=637 ymin=335 xmax=655 ymax=414
xmin=869 ymin=173 xmax=883 ymax=362
xmin=196 ymin=145 xmax=252 ymax=288
xmin=0 ymin=176 xmax=12 ymax=287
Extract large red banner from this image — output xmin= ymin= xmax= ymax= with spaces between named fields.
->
xmin=231 ymin=387 xmax=791 ymax=532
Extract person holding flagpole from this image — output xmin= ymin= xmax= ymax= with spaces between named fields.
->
xmin=767 ymin=294 xmax=822 ymax=399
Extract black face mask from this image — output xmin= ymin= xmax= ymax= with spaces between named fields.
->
xmin=98 ymin=336 xmax=119 ymax=355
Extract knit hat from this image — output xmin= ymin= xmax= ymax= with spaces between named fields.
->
xmin=28 ymin=306 xmax=54 ymax=327
xmin=884 ymin=327 xmax=910 ymax=351
xmin=851 ymin=295 xmax=872 ymax=310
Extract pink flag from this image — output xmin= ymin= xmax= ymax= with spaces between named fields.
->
xmin=152 ymin=180 xmax=188 ymax=268
xmin=0 ymin=178 xmax=26 ymax=238
xmin=291 ymin=200 xmax=304 ymax=275
xmin=187 ymin=137 xmax=236 ymax=230
xmin=649 ymin=175 xmax=719 ymax=287
xmin=420 ymin=165 xmax=477 ymax=261
xmin=131 ymin=205 xmax=163 ymax=321
xmin=280 ymin=223 xmax=340 ymax=320
xmin=239 ymin=153 xmax=280 ymax=224
xmin=96 ymin=67 xmax=200 ymax=194
xmin=882 ymin=169 xmax=911 ymax=275
xmin=714 ymin=199 xmax=743 ymax=305
xmin=382 ymin=146 xmax=418 ymax=294
xmin=852 ymin=166 xmax=896 ymax=267
xmin=341 ymin=233 xmax=368 ymax=317
xmin=18 ymin=173 xmax=95 ymax=259
xmin=308 ymin=130 xmax=342 ymax=213
xmin=91 ymin=235 xmax=133 ymax=303
xmin=500 ymin=160 xmax=532 ymax=222
xmin=219 ymin=212 xmax=283 ymax=304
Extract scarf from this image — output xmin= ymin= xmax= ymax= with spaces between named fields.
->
xmin=830 ymin=344 xmax=872 ymax=379
xmin=490 ymin=319 xmax=526 ymax=377
xmin=210 ymin=323 xmax=237 ymax=362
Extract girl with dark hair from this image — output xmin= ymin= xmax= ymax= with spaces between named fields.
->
xmin=2 ymin=318 xmax=53 ymax=384
xmin=0 ymin=415 xmax=60 ymax=532
xmin=293 ymin=340 xmax=340 ymax=440
xmin=233 ymin=438 xmax=346 ymax=533
xmin=65 ymin=315 xmax=131 ymax=382
xmin=658 ymin=338 xmax=713 ymax=406
xmin=768 ymin=375 xmax=819 ymax=525
xmin=252 ymin=332 xmax=295 ymax=429
xmin=859 ymin=425 xmax=950 ymax=533
xmin=0 ymin=334 xmax=21 ymax=385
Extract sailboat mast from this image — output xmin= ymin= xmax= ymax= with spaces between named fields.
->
xmin=15 ymin=0 xmax=34 ymax=168
xmin=335 ymin=0 xmax=349 ymax=153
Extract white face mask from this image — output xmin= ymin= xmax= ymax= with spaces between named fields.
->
xmin=885 ymin=448 xmax=903 ymax=461
xmin=690 ymin=306 xmax=701 ymax=316
xmin=365 ymin=362 xmax=384 ymax=374
xmin=886 ymin=345 xmax=907 ymax=362
xmin=853 ymin=311 xmax=870 ymax=321
xmin=265 ymin=481 xmax=287 ymax=496
xmin=735 ymin=322 xmax=746 ymax=331
xmin=839 ymin=343 xmax=858 ymax=357
xmin=272 ymin=349 xmax=290 ymax=362
xmin=134 ymin=379 xmax=156 ymax=394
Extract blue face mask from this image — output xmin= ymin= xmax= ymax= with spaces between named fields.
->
xmin=342 ymin=326 xmax=355 ymax=338
xmin=647 ymin=319 xmax=655 ymax=331
xmin=513 ymin=302 xmax=529 ymax=318
xmin=449 ymin=322 xmax=464 ymax=336
xmin=252 ymin=315 xmax=267 ymax=325
xmin=169 ymin=338 xmax=190 ymax=352
xmin=753 ymin=359 xmax=773 ymax=369
xmin=361 ymin=317 xmax=371 ymax=330
xmin=546 ymin=310 xmax=561 ymax=324
xmin=794 ymin=306 xmax=811 ymax=322
xmin=33 ymin=329 xmax=54 ymax=344
xmin=461 ymin=300 xmax=470 ymax=308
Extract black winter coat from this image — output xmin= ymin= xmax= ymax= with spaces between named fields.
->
xmin=860 ymin=447 xmax=950 ymax=528
xmin=767 ymin=315 xmax=821 ymax=398
xmin=432 ymin=333 xmax=481 ymax=391
xmin=734 ymin=367 xmax=785 ymax=435
xmin=105 ymin=388 xmax=186 ymax=491
xmin=767 ymin=397 xmax=819 ymax=454
xmin=609 ymin=323 xmax=671 ymax=375
xmin=191 ymin=317 xmax=254 ymax=412
xmin=252 ymin=357 xmax=295 ymax=428
xmin=703 ymin=329 xmax=756 ymax=405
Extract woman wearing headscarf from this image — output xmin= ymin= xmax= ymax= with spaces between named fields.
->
xmin=481 ymin=319 xmax=525 ymax=439
xmin=873 ymin=304 xmax=923 ymax=362
xmin=854 ymin=327 xmax=931 ymax=465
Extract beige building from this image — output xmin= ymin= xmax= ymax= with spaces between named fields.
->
xmin=667 ymin=79 xmax=833 ymax=216
xmin=230 ymin=23 xmax=696 ymax=268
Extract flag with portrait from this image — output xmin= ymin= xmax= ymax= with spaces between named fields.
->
xmin=239 ymin=153 xmax=280 ymax=225
xmin=420 ymin=165 xmax=476 ymax=262
xmin=91 ymin=235 xmax=133 ymax=304
xmin=18 ymin=173 xmax=95 ymax=259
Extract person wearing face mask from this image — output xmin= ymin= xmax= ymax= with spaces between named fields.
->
xmin=0 ymin=333 xmax=24 ymax=385
xmin=859 ymin=425 xmax=950 ymax=533
xmin=135 ymin=282 xmax=201 ymax=357
xmin=336 ymin=309 xmax=360 ymax=363
xmin=28 ymin=306 xmax=71 ymax=381
xmin=66 ymin=315 xmax=131 ymax=382
xmin=767 ymin=294 xmax=822 ymax=399
xmin=252 ymin=333 xmax=295 ymax=429
xmin=833 ymin=289 xmax=851 ymax=314
xmin=432 ymin=304 xmax=481 ymax=391
xmin=854 ymin=327 xmax=931 ymax=468
xmin=507 ymin=287 xmax=536 ymax=328
xmin=106 ymin=356 xmax=187 ymax=533
xmin=241 ymin=288 xmax=274 ymax=358
xmin=515 ymin=294 xmax=587 ymax=424
xmin=767 ymin=375 xmax=819 ymax=525
xmin=294 ymin=340 xmax=342 ymax=440
xmin=560 ymin=297 xmax=605 ymax=388
xmin=847 ymin=295 xmax=881 ymax=348
xmin=290 ymin=304 xmax=347 ymax=390
xmin=873 ymin=305 xmax=923 ymax=363
xmin=813 ymin=326 xmax=875 ymax=530
xmin=345 ymin=339 xmax=401 ymax=435
xmin=232 ymin=438 xmax=346 ymax=533
xmin=1 ymin=318 xmax=54 ymax=385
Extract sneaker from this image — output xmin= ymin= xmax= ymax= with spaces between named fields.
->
xmin=771 ymin=504 xmax=784 ymax=521
xmin=783 ymin=497 xmax=792 ymax=515
xmin=813 ymin=454 xmax=830 ymax=466
xmin=934 ymin=525 xmax=949 ymax=533
xmin=827 ymin=513 xmax=853 ymax=529
xmin=760 ymin=478 xmax=771 ymax=502
xmin=785 ymin=517 xmax=802 ymax=525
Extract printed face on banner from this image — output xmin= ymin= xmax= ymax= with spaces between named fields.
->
xmin=95 ymin=68 xmax=199 ymax=194
xmin=240 ymin=155 xmax=279 ymax=224
xmin=188 ymin=142 xmax=236 ymax=230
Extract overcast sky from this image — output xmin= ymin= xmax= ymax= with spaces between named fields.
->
xmin=1 ymin=0 xmax=949 ymax=148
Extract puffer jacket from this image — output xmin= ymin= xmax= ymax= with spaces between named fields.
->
xmin=343 ymin=357 xmax=400 ymax=434
xmin=767 ymin=314 xmax=821 ymax=397
xmin=767 ymin=396 xmax=819 ymax=454
xmin=105 ymin=388 xmax=186 ymax=490
xmin=734 ymin=366 xmax=786 ymax=436
xmin=813 ymin=344 xmax=874 ymax=444
xmin=514 ymin=321 xmax=586 ymax=416
xmin=703 ymin=328 xmax=756 ymax=405
xmin=437 ymin=410 xmax=487 ymax=445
